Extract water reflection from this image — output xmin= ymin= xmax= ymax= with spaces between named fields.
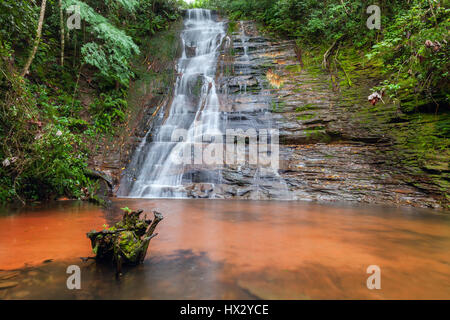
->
xmin=0 ymin=200 xmax=449 ymax=299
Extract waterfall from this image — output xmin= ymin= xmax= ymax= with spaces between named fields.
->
xmin=119 ymin=10 xmax=289 ymax=200
xmin=118 ymin=9 xmax=226 ymax=198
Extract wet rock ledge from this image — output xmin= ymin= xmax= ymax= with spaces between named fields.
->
xmin=214 ymin=20 xmax=446 ymax=209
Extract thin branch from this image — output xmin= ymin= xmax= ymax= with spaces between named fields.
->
xmin=21 ymin=0 xmax=47 ymax=77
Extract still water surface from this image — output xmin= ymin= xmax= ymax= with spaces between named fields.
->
xmin=0 ymin=200 xmax=449 ymax=299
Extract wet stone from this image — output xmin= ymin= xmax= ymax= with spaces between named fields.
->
xmin=0 ymin=281 xmax=19 ymax=290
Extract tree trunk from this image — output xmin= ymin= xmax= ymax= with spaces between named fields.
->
xmin=21 ymin=0 xmax=47 ymax=77
xmin=86 ymin=209 xmax=164 ymax=275
xmin=59 ymin=0 xmax=65 ymax=66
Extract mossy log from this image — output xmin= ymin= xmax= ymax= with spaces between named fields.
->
xmin=86 ymin=210 xmax=163 ymax=275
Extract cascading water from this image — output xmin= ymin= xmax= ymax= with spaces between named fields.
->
xmin=119 ymin=10 xmax=289 ymax=200
xmin=119 ymin=9 xmax=227 ymax=198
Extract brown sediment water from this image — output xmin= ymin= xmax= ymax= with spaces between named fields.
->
xmin=0 ymin=201 xmax=107 ymax=270
xmin=0 ymin=199 xmax=449 ymax=300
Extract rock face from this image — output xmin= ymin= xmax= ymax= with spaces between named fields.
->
xmin=111 ymin=17 xmax=444 ymax=209
xmin=211 ymin=20 xmax=443 ymax=208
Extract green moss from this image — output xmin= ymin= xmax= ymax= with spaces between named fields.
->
xmin=304 ymin=128 xmax=331 ymax=142
xmin=296 ymin=114 xmax=316 ymax=121
xmin=228 ymin=21 xmax=238 ymax=34
xmin=117 ymin=231 xmax=141 ymax=261
xmin=124 ymin=19 xmax=183 ymax=137
xmin=297 ymin=42 xmax=450 ymax=205
xmin=285 ymin=64 xmax=302 ymax=73
xmin=295 ymin=104 xmax=318 ymax=112
xmin=272 ymin=100 xmax=286 ymax=113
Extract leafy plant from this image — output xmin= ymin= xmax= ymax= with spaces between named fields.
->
xmin=121 ymin=207 xmax=132 ymax=214
xmin=91 ymin=90 xmax=128 ymax=133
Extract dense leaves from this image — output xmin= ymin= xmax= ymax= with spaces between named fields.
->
xmin=195 ymin=0 xmax=449 ymax=109
xmin=367 ymin=2 xmax=449 ymax=111
xmin=0 ymin=0 xmax=182 ymax=203
xmin=62 ymin=0 xmax=140 ymax=85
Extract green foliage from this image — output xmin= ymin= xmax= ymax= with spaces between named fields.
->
xmin=106 ymin=0 xmax=139 ymax=12
xmin=0 ymin=0 xmax=37 ymax=53
xmin=121 ymin=207 xmax=132 ymax=214
xmin=63 ymin=0 xmax=140 ymax=85
xmin=0 ymin=73 xmax=90 ymax=202
xmin=0 ymin=0 xmax=183 ymax=203
xmin=201 ymin=0 xmax=389 ymax=44
xmin=91 ymin=90 xmax=128 ymax=133
xmin=367 ymin=1 xmax=449 ymax=110
xmin=205 ymin=0 xmax=448 ymax=109
xmin=126 ymin=0 xmax=181 ymax=40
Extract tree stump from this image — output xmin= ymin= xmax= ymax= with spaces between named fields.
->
xmin=86 ymin=209 xmax=163 ymax=275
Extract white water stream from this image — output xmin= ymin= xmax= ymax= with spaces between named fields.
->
xmin=122 ymin=9 xmax=226 ymax=198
